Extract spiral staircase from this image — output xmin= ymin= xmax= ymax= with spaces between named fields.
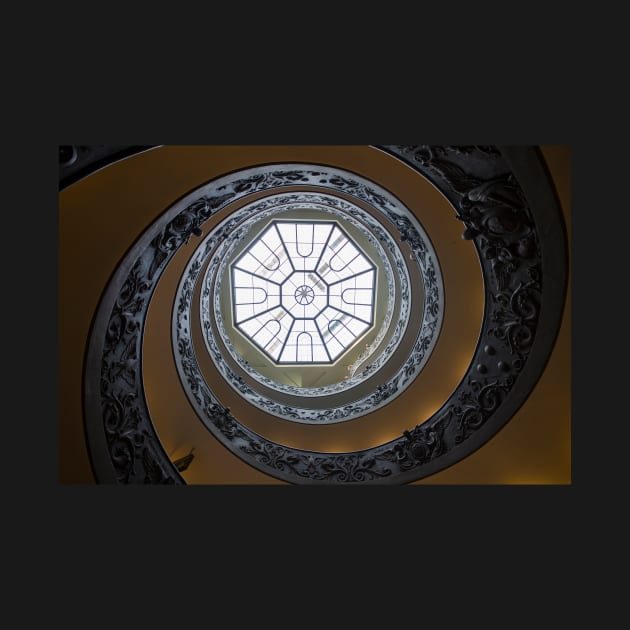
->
xmin=59 ymin=145 xmax=571 ymax=484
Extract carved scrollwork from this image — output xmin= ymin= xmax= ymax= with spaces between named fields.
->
xmin=378 ymin=410 xmax=453 ymax=470
xmin=489 ymin=280 xmax=540 ymax=355
xmin=84 ymin=147 xmax=567 ymax=484
xmin=148 ymin=198 xmax=211 ymax=280
xmin=452 ymin=379 xmax=511 ymax=443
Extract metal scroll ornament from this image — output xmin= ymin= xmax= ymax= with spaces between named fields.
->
xmin=83 ymin=147 xmax=567 ymax=484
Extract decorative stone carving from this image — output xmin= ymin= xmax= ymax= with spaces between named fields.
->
xmin=178 ymin=186 xmax=436 ymax=423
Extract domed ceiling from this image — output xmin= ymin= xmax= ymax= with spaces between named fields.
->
xmin=59 ymin=145 xmax=571 ymax=484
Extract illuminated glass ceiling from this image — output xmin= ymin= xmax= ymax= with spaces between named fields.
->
xmin=230 ymin=220 xmax=376 ymax=364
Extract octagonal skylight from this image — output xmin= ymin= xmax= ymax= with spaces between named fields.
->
xmin=230 ymin=220 xmax=376 ymax=364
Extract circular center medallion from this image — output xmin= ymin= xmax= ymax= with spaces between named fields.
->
xmin=295 ymin=285 xmax=315 ymax=305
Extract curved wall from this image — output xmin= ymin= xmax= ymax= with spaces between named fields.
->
xmin=58 ymin=145 xmax=570 ymax=484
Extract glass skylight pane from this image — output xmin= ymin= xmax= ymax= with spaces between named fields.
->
xmin=353 ymin=306 xmax=373 ymax=322
xmin=276 ymin=221 xmax=333 ymax=273
xmin=346 ymin=318 xmax=369 ymax=335
xmin=342 ymin=288 xmax=373 ymax=305
xmin=266 ymin=338 xmax=284 ymax=360
xmin=355 ymin=272 xmax=374 ymax=288
xmin=234 ymin=304 xmax=255 ymax=323
xmin=263 ymin=228 xmax=282 ymax=253
xmin=325 ymin=337 xmax=345 ymax=360
xmin=330 ymin=242 xmax=360 ymax=271
xmin=346 ymin=257 xmax=372 ymax=275
xmin=312 ymin=345 xmax=329 ymax=362
xmin=233 ymin=287 xmax=267 ymax=305
xmin=235 ymin=253 xmax=261 ymax=274
xmin=232 ymin=220 xmax=375 ymax=365
xmin=232 ymin=267 xmax=282 ymax=324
